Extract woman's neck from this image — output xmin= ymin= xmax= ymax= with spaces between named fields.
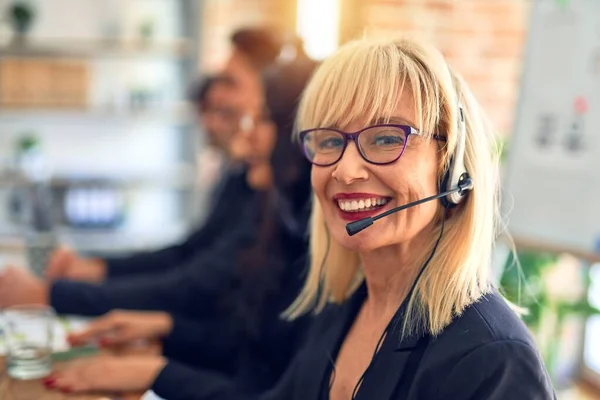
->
xmin=359 ymin=248 xmax=417 ymax=321
xmin=359 ymin=229 xmax=433 ymax=321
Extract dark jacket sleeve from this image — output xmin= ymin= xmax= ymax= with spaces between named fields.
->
xmin=103 ymin=228 xmax=212 ymax=278
xmin=50 ymin=204 xmax=259 ymax=317
xmin=435 ymin=340 xmax=556 ymax=400
xmin=104 ymin=170 xmax=251 ymax=279
xmin=152 ymin=361 xmax=253 ymax=400
xmin=150 ymin=295 xmax=323 ymax=400
xmin=151 ymin=352 xmax=299 ymax=400
xmin=161 ymin=315 xmax=237 ymax=369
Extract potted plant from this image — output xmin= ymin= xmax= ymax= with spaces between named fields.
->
xmin=7 ymin=1 xmax=36 ymax=39
xmin=498 ymin=136 xmax=599 ymax=389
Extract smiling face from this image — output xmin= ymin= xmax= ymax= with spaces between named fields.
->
xmin=230 ymin=117 xmax=277 ymax=190
xmin=200 ymin=81 xmax=244 ymax=150
xmin=311 ymin=90 xmax=441 ymax=252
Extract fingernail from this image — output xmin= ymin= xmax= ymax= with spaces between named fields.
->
xmin=99 ymin=338 xmax=110 ymax=347
xmin=42 ymin=378 xmax=55 ymax=387
xmin=61 ymin=386 xmax=72 ymax=393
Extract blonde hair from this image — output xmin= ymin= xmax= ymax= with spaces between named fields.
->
xmin=284 ymin=37 xmax=502 ymax=337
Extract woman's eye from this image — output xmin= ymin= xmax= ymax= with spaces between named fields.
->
xmin=318 ymin=137 xmax=344 ymax=149
xmin=373 ymin=135 xmax=404 ymax=146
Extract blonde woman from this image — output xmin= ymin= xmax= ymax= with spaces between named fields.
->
xmin=259 ymin=37 xmax=555 ymax=400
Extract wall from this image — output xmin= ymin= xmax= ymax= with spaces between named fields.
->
xmin=200 ymin=0 xmax=295 ymax=71
xmin=199 ymin=0 xmax=529 ymax=136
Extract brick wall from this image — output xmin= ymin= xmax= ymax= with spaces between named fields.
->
xmin=349 ymin=0 xmax=531 ymax=136
xmin=200 ymin=0 xmax=529 ymax=136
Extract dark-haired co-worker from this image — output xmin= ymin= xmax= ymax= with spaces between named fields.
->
xmin=0 ymin=26 xmax=301 ymax=310
xmin=41 ymin=27 xmax=293 ymax=285
xmin=40 ymin=53 xmax=318 ymax=398
xmin=0 ymin=28 xmax=318 ymax=397
xmin=43 ymin=73 xmax=248 ymax=285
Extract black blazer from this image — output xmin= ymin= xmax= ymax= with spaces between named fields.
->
xmin=154 ymin=284 xmax=556 ymax=400
xmin=151 ymin=256 xmax=312 ymax=399
xmin=272 ymin=284 xmax=556 ymax=400
xmin=103 ymin=169 xmax=253 ymax=278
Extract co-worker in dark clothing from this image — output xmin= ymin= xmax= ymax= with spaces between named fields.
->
xmin=43 ymin=76 xmax=250 ymax=283
xmin=42 ymin=27 xmax=294 ymax=284
xmin=41 ymin=52 xmax=318 ymax=399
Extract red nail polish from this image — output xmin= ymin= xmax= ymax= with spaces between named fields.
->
xmin=42 ymin=377 xmax=55 ymax=385
xmin=61 ymin=386 xmax=72 ymax=393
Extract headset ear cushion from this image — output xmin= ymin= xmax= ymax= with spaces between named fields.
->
xmin=439 ymin=161 xmax=455 ymax=209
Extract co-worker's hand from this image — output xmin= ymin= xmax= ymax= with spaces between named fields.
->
xmin=45 ymin=246 xmax=107 ymax=283
xmin=0 ymin=266 xmax=49 ymax=307
xmin=44 ymin=355 xmax=166 ymax=394
xmin=68 ymin=310 xmax=174 ymax=347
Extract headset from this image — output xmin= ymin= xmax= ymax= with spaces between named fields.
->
xmin=440 ymin=103 xmax=471 ymax=208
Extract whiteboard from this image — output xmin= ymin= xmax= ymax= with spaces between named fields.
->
xmin=504 ymin=0 xmax=600 ymax=257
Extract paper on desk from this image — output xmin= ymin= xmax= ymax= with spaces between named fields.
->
xmin=0 ymin=315 xmax=91 ymax=356
xmin=142 ymin=390 xmax=166 ymax=400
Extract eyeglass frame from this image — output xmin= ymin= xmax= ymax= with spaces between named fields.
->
xmin=298 ymin=124 xmax=447 ymax=166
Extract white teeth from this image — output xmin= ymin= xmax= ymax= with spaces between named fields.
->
xmin=337 ymin=197 xmax=389 ymax=212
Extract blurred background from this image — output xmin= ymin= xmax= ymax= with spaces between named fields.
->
xmin=0 ymin=0 xmax=598 ymax=398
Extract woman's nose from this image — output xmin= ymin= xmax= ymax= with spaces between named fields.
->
xmin=331 ymin=142 xmax=369 ymax=184
xmin=239 ymin=115 xmax=255 ymax=137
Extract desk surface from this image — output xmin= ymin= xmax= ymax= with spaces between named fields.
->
xmin=0 ymin=357 xmax=141 ymax=400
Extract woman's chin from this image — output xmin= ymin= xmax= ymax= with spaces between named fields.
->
xmin=247 ymin=164 xmax=273 ymax=190
xmin=330 ymin=223 xmax=382 ymax=252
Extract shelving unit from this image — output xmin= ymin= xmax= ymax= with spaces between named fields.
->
xmin=0 ymin=106 xmax=192 ymax=126
xmin=0 ymin=38 xmax=193 ymax=59
xmin=0 ymin=0 xmax=202 ymax=255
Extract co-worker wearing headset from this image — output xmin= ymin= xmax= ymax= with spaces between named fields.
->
xmin=5 ymin=36 xmax=556 ymax=400
xmin=264 ymin=36 xmax=556 ymax=400
xmin=111 ymin=36 xmax=554 ymax=400
xmin=53 ymin=36 xmax=555 ymax=400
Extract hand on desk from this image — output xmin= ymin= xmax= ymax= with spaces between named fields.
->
xmin=43 ymin=355 xmax=167 ymax=394
xmin=46 ymin=247 xmax=107 ymax=283
xmin=0 ymin=266 xmax=49 ymax=307
xmin=68 ymin=311 xmax=174 ymax=347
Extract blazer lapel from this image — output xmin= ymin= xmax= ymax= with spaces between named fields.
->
xmin=354 ymin=299 xmax=430 ymax=400
xmin=354 ymin=328 xmax=426 ymax=400
xmin=300 ymin=285 xmax=368 ymax=400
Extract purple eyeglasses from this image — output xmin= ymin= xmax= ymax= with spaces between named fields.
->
xmin=298 ymin=124 xmax=447 ymax=166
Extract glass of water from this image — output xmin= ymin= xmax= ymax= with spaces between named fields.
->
xmin=3 ymin=305 xmax=55 ymax=380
